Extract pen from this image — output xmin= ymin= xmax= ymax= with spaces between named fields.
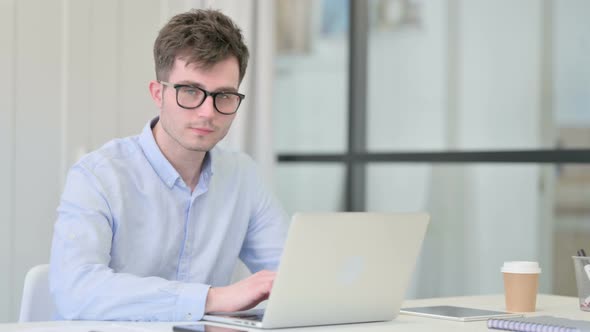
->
xmin=576 ymin=249 xmax=590 ymax=282
xmin=577 ymin=249 xmax=590 ymax=267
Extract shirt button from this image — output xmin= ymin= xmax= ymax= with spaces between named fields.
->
xmin=185 ymin=313 xmax=192 ymax=320
xmin=69 ymin=233 xmax=76 ymax=240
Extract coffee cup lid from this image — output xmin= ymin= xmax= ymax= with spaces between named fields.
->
xmin=501 ymin=261 xmax=541 ymax=274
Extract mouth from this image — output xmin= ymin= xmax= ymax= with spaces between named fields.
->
xmin=189 ymin=127 xmax=215 ymax=135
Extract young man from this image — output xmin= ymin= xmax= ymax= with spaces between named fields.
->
xmin=49 ymin=9 xmax=288 ymax=321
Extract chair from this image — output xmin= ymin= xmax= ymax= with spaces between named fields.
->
xmin=19 ymin=264 xmax=55 ymax=322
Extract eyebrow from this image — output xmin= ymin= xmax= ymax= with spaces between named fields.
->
xmin=175 ymin=80 xmax=238 ymax=93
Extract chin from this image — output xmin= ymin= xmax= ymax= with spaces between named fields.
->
xmin=185 ymin=142 xmax=215 ymax=152
xmin=179 ymin=137 xmax=215 ymax=151
xmin=186 ymin=146 xmax=212 ymax=152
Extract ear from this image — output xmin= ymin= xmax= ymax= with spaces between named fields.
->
xmin=149 ymin=80 xmax=163 ymax=108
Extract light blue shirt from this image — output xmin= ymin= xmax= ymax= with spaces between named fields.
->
xmin=49 ymin=117 xmax=288 ymax=321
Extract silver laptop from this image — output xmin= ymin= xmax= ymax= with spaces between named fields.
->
xmin=203 ymin=212 xmax=429 ymax=329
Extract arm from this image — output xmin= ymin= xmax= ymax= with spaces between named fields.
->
xmin=239 ymin=159 xmax=289 ymax=273
xmin=49 ymin=164 xmax=209 ymax=321
xmin=204 ymin=158 xmax=289 ymax=313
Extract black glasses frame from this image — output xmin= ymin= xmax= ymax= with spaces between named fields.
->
xmin=159 ymin=81 xmax=245 ymax=115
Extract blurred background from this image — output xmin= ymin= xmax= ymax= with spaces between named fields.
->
xmin=1 ymin=0 xmax=589 ymax=323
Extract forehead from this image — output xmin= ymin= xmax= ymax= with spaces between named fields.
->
xmin=169 ymin=56 xmax=240 ymax=89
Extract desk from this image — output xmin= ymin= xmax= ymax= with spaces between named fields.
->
xmin=2 ymin=294 xmax=587 ymax=332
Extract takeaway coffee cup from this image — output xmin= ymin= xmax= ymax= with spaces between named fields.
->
xmin=501 ymin=261 xmax=541 ymax=312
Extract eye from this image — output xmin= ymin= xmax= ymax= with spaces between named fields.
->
xmin=184 ymin=88 xmax=198 ymax=95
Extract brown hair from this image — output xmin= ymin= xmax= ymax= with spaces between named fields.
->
xmin=153 ymin=9 xmax=249 ymax=83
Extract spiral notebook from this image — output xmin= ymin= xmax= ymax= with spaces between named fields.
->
xmin=487 ymin=315 xmax=590 ymax=332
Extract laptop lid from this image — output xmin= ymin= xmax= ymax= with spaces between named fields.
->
xmin=204 ymin=212 xmax=429 ymax=329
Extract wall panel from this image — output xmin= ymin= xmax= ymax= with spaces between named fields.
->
xmin=118 ymin=0 xmax=160 ymax=137
xmin=12 ymin=0 xmax=63 ymax=320
xmin=0 ymin=0 xmax=16 ymax=323
xmin=89 ymin=0 xmax=120 ymax=150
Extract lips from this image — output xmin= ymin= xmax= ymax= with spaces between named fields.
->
xmin=190 ymin=127 xmax=214 ymax=135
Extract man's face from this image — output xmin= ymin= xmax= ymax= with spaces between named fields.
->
xmin=158 ymin=56 xmax=240 ymax=153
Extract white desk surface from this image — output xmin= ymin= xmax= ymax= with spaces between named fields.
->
xmin=2 ymin=294 xmax=588 ymax=332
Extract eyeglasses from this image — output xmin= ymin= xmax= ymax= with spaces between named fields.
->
xmin=159 ymin=81 xmax=245 ymax=115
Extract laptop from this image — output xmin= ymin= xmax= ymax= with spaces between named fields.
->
xmin=203 ymin=212 xmax=429 ymax=329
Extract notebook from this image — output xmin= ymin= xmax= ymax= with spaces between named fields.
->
xmin=202 ymin=212 xmax=430 ymax=329
xmin=487 ymin=315 xmax=590 ymax=332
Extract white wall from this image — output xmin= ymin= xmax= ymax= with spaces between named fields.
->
xmin=4 ymin=0 xmax=65 ymax=322
xmin=0 ymin=0 xmax=16 ymax=324
xmin=1 ymin=0 xmax=176 ymax=322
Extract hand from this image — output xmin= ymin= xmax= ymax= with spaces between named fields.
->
xmin=205 ymin=270 xmax=276 ymax=313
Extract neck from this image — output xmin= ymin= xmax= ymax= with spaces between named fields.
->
xmin=152 ymin=121 xmax=206 ymax=192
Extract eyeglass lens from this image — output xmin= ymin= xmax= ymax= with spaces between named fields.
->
xmin=176 ymin=86 xmax=241 ymax=114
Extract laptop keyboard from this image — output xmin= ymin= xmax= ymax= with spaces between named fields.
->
xmin=234 ymin=308 xmax=265 ymax=321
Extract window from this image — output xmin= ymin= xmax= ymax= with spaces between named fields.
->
xmin=273 ymin=0 xmax=590 ymax=297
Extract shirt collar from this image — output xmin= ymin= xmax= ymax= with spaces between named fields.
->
xmin=138 ymin=117 xmax=215 ymax=189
